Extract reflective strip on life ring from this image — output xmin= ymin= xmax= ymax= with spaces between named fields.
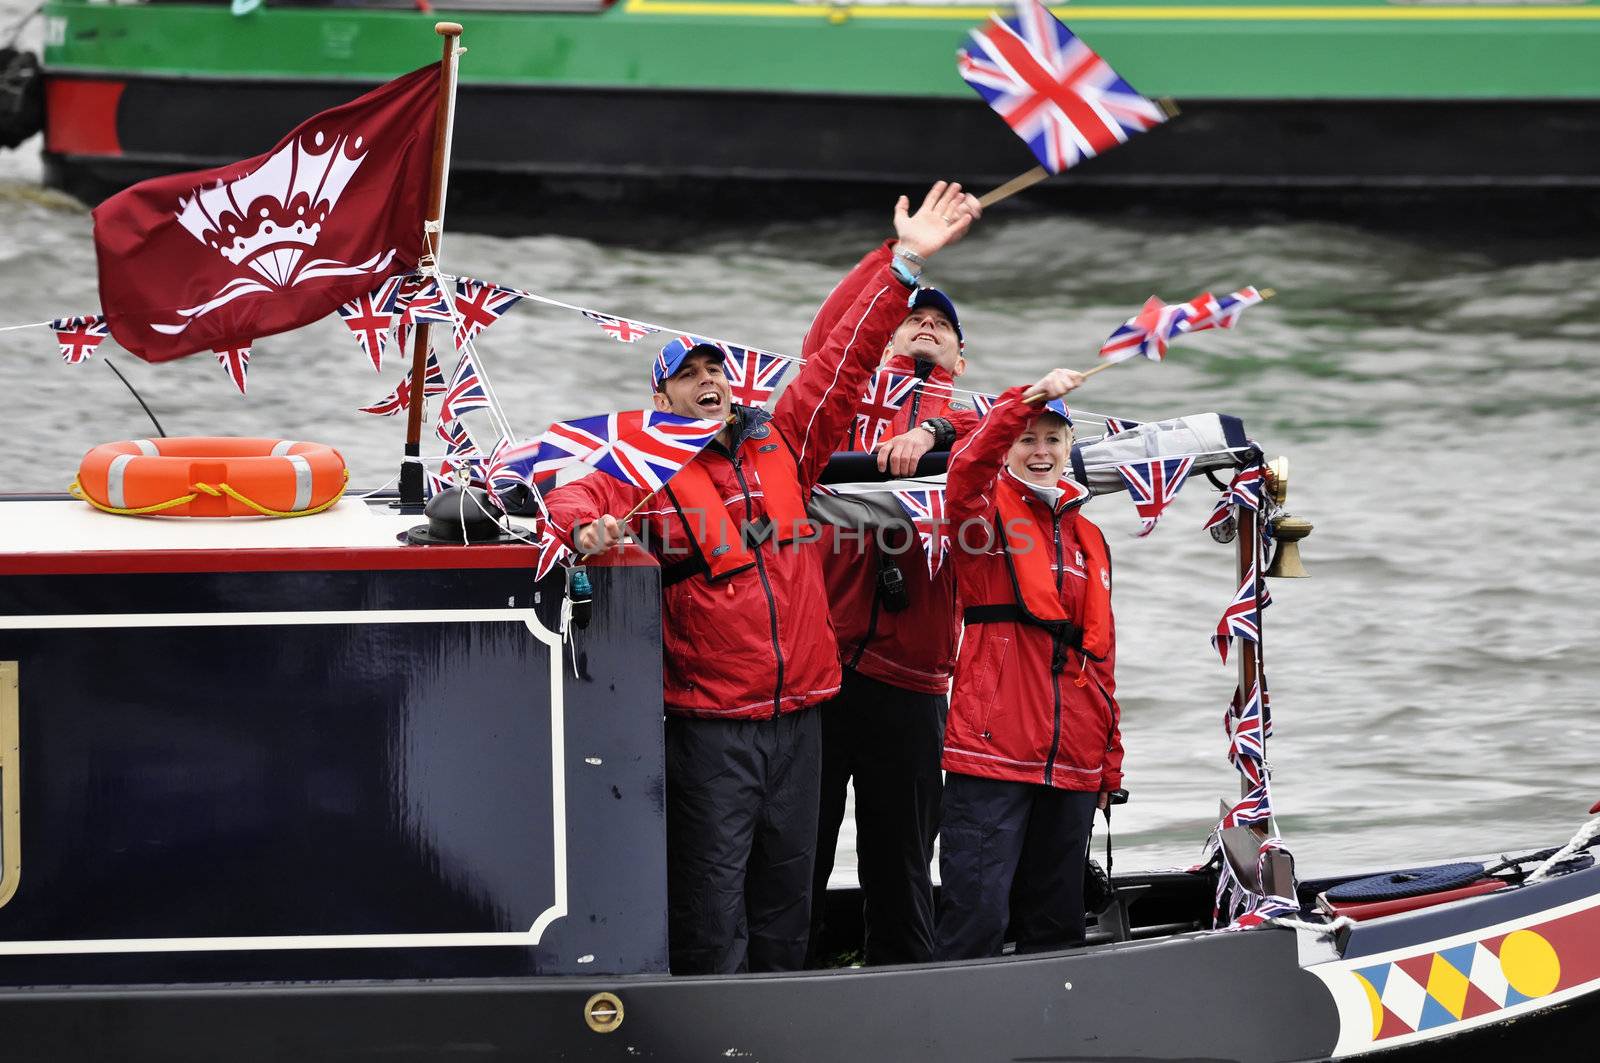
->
xmin=74 ymin=437 xmax=348 ymax=518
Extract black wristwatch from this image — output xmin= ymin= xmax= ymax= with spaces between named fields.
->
xmin=918 ymin=417 xmax=955 ymax=452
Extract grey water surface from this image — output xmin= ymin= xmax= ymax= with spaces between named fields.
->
xmin=0 ymin=99 xmax=1596 ymax=879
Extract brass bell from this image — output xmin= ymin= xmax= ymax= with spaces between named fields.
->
xmin=1266 ymin=515 xmax=1312 ymax=578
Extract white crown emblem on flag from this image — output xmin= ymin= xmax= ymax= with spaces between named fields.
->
xmin=157 ymin=129 xmax=395 ymax=336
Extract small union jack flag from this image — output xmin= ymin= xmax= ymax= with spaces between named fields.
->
xmin=892 ymin=487 xmax=951 ymax=578
xmin=358 ymin=350 xmax=449 ymax=417
xmin=530 ymin=519 xmax=572 ymax=581
xmin=1185 ymin=286 xmax=1265 ymax=333
xmin=967 ymin=391 xmax=999 ymax=418
xmin=453 ymin=278 xmax=523 ymax=351
xmin=435 ymin=418 xmax=486 ymax=488
xmin=581 ymin=311 xmax=659 ymax=343
xmin=853 ymin=369 xmax=922 ymax=450
xmin=957 ymin=0 xmax=1168 ymax=174
xmin=336 ymin=275 xmax=404 ymax=372
xmin=539 ymin=410 xmax=723 ymax=493
xmin=50 ymin=314 xmax=109 ymax=365
xmin=1115 ymin=456 xmax=1194 ymax=537
xmin=1102 ymin=415 xmax=1141 ymax=435
xmin=438 ymin=351 xmax=492 ymax=426
xmin=214 ymin=344 xmax=251 ymax=395
xmin=723 ymin=347 xmax=794 ymax=408
xmin=1221 ymin=779 xmax=1272 ymax=829
xmin=397 ymin=275 xmax=454 ymax=326
xmin=1225 ymin=679 xmax=1268 ymax=778
xmin=1204 ymin=461 xmax=1266 ymax=530
xmin=484 ymin=434 xmax=555 ymax=510
xmin=1099 ymin=295 xmax=1196 ymax=365
xmin=1211 ymin=563 xmax=1262 ymax=663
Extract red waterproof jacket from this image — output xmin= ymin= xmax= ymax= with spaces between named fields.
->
xmin=942 ymin=386 xmax=1125 ymax=792
xmin=808 ymin=240 xmax=980 ymax=694
xmin=546 ymin=264 xmax=911 ymax=720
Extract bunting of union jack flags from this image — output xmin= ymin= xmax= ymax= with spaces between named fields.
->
xmin=452 ymin=278 xmax=523 ymax=351
xmin=1211 ymin=562 xmax=1265 ymax=664
xmin=1115 ymin=455 xmax=1195 ymax=537
xmin=50 ymin=314 xmax=109 ymax=365
xmin=1203 ymin=461 xmax=1266 ymax=531
xmin=485 ymin=434 xmax=555 ymax=511
xmin=581 ymin=310 xmax=659 ymax=344
xmin=853 ymin=369 xmax=924 ymax=450
xmin=213 ymin=344 xmax=252 ymax=395
xmin=892 ymin=487 xmax=952 ymax=578
xmin=335 ymin=275 xmax=404 ymax=372
xmin=397 ymin=275 xmax=453 ymax=327
xmin=723 ymin=346 xmax=794 ymax=408
xmin=358 ymin=349 xmax=448 ymax=416
xmin=957 ymin=0 xmax=1169 ymax=174
xmin=438 ymin=350 xmax=492 ymax=426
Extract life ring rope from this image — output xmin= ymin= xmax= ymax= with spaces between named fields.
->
xmin=70 ymin=469 xmax=349 ymax=519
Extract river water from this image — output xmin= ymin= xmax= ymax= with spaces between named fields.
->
xmin=0 ymin=34 xmax=1596 ymax=880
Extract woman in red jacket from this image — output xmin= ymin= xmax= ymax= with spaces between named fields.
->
xmin=935 ymin=370 xmax=1124 ymax=960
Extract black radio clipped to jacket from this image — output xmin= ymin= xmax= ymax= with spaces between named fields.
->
xmin=877 ymin=560 xmax=910 ymax=613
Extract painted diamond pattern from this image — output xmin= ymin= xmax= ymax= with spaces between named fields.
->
xmin=1378 ymin=962 xmax=1428 ymax=1031
xmin=1467 ymin=941 xmax=1510 ymax=1007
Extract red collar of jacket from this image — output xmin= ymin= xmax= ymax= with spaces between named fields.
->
xmin=881 ymin=353 xmax=960 ymax=394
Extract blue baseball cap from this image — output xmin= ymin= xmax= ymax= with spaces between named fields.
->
xmin=1039 ymin=397 xmax=1074 ymax=427
xmin=907 ymin=286 xmax=962 ymax=343
xmin=653 ymin=334 xmax=731 ymax=390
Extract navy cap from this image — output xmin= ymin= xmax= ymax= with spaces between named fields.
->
xmin=907 ymin=287 xmax=962 ymax=343
xmin=1038 ymin=397 xmax=1074 ymax=427
xmin=653 ymin=334 xmax=731 ymax=389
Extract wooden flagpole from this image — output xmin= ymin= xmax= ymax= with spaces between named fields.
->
xmin=978 ymin=98 xmax=1181 ymax=210
xmin=398 ymin=21 xmax=465 ymax=508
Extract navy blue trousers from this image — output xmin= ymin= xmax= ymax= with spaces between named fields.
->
xmin=665 ymin=708 xmax=821 ymax=975
xmin=809 ymin=667 xmax=947 ymax=966
xmin=935 ymin=773 xmax=1098 ymax=961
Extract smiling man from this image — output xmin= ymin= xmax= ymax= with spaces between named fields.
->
xmin=800 ymin=243 xmax=988 ymax=966
xmin=545 ymin=181 xmax=981 ymax=975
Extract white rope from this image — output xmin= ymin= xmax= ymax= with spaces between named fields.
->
xmin=0 ymin=320 xmax=54 ymax=333
xmin=1265 ymin=914 xmax=1357 ymax=937
xmin=1527 ymin=813 xmax=1600 ymax=883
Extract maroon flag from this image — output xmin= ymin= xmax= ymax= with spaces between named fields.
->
xmin=92 ymin=63 xmax=440 ymax=363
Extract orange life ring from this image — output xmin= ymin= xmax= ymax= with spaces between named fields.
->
xmin=73 ymin=437 xmax=348 ymax=518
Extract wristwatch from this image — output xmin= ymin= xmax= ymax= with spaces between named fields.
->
xmin=917 ymin=417 xmax=955 ymax=451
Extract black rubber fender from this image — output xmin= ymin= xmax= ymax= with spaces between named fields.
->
xmin=1324 ymin=862 xmax=1485 ymax=903
xmin=0 ymin=47 xmax=44 ymax=150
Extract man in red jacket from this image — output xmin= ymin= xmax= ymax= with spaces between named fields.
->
xmin=802 ymin=245 xmax=983 ymax=967
xmin=547 ymin=181 xmax=982 ymax=975
xmin=935 ymin=369 xmax=1123 ymax=959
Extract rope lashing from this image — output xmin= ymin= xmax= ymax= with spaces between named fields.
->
xmin=1527 ymin=813 xmax=1600 ymax=884
xmin=70 ymin=469 xmax=348 ymax=519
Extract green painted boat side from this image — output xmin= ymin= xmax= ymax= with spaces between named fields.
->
xmin=39 ymin=0 xmax=1600 ymax=100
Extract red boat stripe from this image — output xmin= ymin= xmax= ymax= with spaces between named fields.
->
xmin=45 ymin=78 xmax=125 ymax=156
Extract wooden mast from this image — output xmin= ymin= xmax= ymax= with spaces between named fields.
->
xmin=398 ymin=22 xmax=464 ymax=508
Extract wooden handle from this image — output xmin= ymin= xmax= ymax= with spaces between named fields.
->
xmin=435 ymin=21 xmax=463 ymax=35
xmin=978 ymin=166 xmax=1050 ymax=208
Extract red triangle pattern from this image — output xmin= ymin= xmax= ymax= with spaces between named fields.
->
xmin=1460 ymin=981 xmax=1501 ymax=1020
xmin=1377 ymin=1004 xmax=1414 ymax=1040
xmin=1395 ymin=954 xmax=1435 ymax=985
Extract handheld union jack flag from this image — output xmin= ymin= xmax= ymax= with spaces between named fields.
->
xmin=723 ymin=347 xmax=794 ymax=408
xmin=1211 ymin=563 xmax=1262 ymax=663
xmin=1203 ymin=461 xmax=1266 ymax=530
xmin=358 ymin=350 xmax=449 ymax=416
xmin=397 ymin=275 xmax=453 ymax=326
xmin=453 ymin=278 xmax=523 ymax=351
xmin=1099 ymin=295 xmax=1194 ymax=364
xmin=213 ymin=344 xmax=251 ymax=395
xmin=581 ymin=311 xmax=659 ymax=344
xmin=957 ymin=0 xmax=1169 ymax=174
xmin=1115 ymin=455 xmax=1194 ymax=537
xmin=438 ymin=351 xmax=492 ymax=426
xmin=336 ymin=275 xmax=404 ymax=372
xmin=1185 ymin=286 xmax=1266 ymax=333
xmin=892 ymin=487 xmax=952 ymax=578
xmin=853 ymin=369 xmax=922 ymax=450
xmin=541 ymin=410 xmax=724 ymax=493
xmin=50 ymin=314 xmax=110 ymax=365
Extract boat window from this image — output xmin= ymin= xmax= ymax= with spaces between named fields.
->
xmin=0 ymin=662 xmax=17 ymax=909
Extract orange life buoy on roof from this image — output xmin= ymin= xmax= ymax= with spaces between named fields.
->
xmin=73 ymin=437 xmax=348 ymax=518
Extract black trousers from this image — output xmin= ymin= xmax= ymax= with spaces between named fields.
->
xmin=934 ymin=773 xmax=1098 ymax=961
xmin=809 ymin=667 xmax=947 ymax=966
xmin=665 ymin=708 xmax=821 ymax=975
